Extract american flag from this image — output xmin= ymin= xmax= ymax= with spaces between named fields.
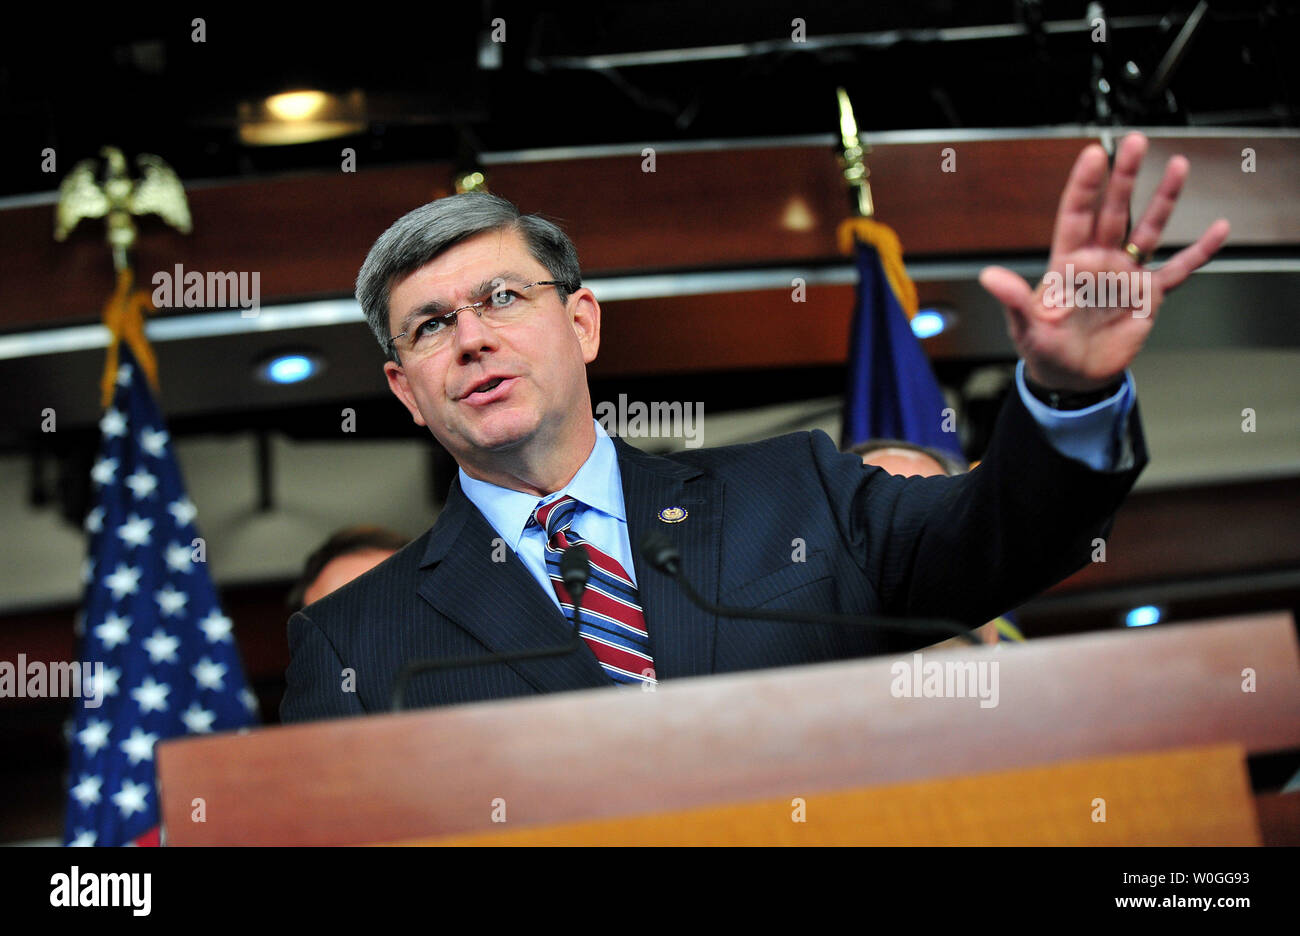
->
xmin=63 ymin=345 xmax=259 ymax=846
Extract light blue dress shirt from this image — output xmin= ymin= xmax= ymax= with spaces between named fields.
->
xmin=459 ymin=420 xmax=636 ymax=612
xmin=459 ymin=365 xmax=1136 ymax=611
xmin=1014 ymin=361 xmax=1136 ymax=472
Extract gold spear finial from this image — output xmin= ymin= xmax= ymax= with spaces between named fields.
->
xmin=836 ymin=87 xmax=873 ymax=219
xmin=54 ymin=145 xmax=192 ymax=272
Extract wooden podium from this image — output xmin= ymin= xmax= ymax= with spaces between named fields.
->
xmin=156 ymin=612 xmax=1300 ymax=845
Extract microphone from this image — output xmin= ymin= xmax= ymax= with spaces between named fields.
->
xmin=560 ymin=544 xmax=590 ymax=609
xmin=389 ymin=544 xmax=592 ymax=711
xmin=639 ymin=531 xmax=981 ymax=648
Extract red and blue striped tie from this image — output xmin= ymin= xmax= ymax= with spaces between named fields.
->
xmin=532 ymin=495 xmax=657 ymax=686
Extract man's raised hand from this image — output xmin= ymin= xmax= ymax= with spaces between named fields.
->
xmin=978 ymin=132 xmax=1230 ymax=392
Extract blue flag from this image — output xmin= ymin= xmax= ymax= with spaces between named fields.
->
xmin=841 ymin=239 xmax=962 ymax=457
xmin=63 ymin=345 xmax=258 ymax=847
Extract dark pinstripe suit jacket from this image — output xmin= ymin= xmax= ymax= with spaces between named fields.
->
xmin=281 ymin=390 xmax=1146 ymax=723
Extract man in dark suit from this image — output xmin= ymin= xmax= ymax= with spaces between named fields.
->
xmin=281 ymin=132 xmax=1229 ymax=722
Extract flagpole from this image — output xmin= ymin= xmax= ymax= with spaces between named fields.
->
xmin=836 ymin=86 xmax=874 ymax=220
xmin=834 ymin=89 xmax=918 ymax=321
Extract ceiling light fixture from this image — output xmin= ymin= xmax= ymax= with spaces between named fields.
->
xmin=1124 ymin=605 xmax=1162 ymax=628
xmin=911 ymin=308 xmax=950 ymax=339
xmin=256 ymin=351 xmax=324 ymax=385
xmin=238 ymin=89 xmax=367 ymax=146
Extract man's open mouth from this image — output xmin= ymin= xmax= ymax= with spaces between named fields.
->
xmin=461 ymin=376 xmax=517 ymax=402
xmin=469 ymin=377 xmax=505 ymax=395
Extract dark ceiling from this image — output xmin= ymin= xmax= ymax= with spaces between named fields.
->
xmin=3 ymin=1 xmax=1297 ymax=478
xmin=2 ymin=1 xmax=1296 ymax=197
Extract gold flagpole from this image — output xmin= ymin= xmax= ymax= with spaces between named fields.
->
xmin=834 ymin=89 xmax=918 ymax=321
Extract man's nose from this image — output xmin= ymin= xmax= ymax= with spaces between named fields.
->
xmin=453 ymin=307 xmax=498 ymax=358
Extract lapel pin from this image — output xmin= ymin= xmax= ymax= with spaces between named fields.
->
xmin=658 ymin=506 xmax=688 ymax=523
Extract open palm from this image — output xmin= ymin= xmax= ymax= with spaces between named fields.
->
xmin=979 ymin=133 xmax=1230 ymax=392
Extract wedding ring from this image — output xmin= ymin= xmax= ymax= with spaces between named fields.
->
xmin=1124 ymin=242 xmax=1148 ymax=265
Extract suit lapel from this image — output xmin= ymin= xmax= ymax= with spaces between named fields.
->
xmin=416 ymin=479 xmax=608 ymax=695
xmin=614 ymin=437 xmax=721 ymax=680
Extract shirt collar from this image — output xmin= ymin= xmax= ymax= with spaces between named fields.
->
xmin=457 ymin=419 xmax=626 ymax=550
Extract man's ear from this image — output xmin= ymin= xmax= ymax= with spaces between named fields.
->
xmin=383 ymin=360 xmax=427 ymax=427
xmin=569 ymin=288 xmax=601 ymax=364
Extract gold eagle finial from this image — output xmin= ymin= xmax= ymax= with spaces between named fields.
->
xmin=54 ymin=145 xmax=192 ymax=271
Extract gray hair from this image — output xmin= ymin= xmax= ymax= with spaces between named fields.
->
xmin=355 ymin=192 xmax=582 ymax=359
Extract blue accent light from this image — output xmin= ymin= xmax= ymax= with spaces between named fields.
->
xmin=911 ymin=309 xmax=946 ymax=339
xmin=1125 ymin=605 xmax=1162 ymax=628
xmin=264 ymin=354 xmax=318 ymax=384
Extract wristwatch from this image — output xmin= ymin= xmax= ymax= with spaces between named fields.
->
xmin=1023 ymin=373 xmax=1125 ymax=410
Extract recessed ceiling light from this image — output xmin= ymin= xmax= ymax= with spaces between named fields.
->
xmin=1124 ymin=605 xmax=1162 ymax=628
xmin=911 ymin=308 xmax=949 ymax=339
xmin=265 ymin=90 xmax=330 ymax=121
xmin=256 ymin=351 xmax=324 ymax=385
xmin=238 ymin=89 xmax=366 ymax=146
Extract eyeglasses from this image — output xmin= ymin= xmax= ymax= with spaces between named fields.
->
xmin=388 ymin=280 xmax=574 ymax=360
